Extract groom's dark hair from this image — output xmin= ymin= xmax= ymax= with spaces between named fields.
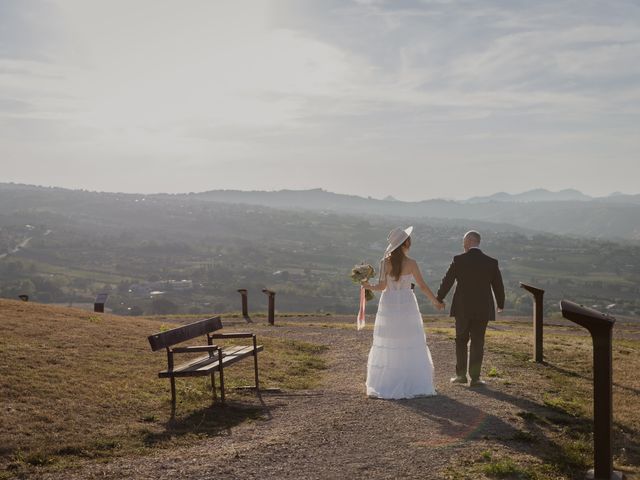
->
xmin=464 ymin=230 xmax=481 ymax=244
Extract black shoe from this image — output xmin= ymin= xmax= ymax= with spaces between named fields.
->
xmin=450 ymin=376 xmax=467 ymax=384
xmin=469 ymin=379 xmax=486 ymax=387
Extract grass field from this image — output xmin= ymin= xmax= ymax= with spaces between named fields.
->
xmin=1 ymin=300 xmax=639 ymax=479
xmin=431 ymin=323 xmax=640 ymax=479
xmin=0 ymin=300 xmax=328 ymax=478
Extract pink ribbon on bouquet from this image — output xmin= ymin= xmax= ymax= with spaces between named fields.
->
xmin=357 ymin=285 xmax=366 ymax=331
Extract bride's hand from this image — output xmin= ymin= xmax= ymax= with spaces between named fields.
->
xmin=431 ymin=298 xmax=445 ymax=310
xmin=361 ymin=280 xmax=371 ymax=289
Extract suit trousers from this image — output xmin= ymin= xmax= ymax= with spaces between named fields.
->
xmin=454 ymin=316 xmax=489 ymax=380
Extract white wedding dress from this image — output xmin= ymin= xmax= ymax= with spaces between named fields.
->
xmin=366 ymin=273 xmax=436 ymax=399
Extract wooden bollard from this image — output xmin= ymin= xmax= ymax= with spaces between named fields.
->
xmin=237 ymin=289 xmax=249 ymax=317
xmin=262 ymin=289 xmax=276 ymax=325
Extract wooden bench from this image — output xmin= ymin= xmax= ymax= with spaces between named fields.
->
xmin=147 ymin=316 xmax=263 ymax=413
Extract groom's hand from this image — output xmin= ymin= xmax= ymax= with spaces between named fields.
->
xmin=497 ymin=308 xmax=503 ymax=313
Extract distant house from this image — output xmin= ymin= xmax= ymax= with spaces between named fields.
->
xmin=167 ymin=279 xmax=193 ymax=291
xmin=129 ymin=283 xmax=153 ymax=296
xmin=129 ymin=279 xmax=193 ymax=296
xmin=272 ymin=270 xmax=290 ymax=280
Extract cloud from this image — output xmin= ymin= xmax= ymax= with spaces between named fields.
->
xmin=0 ymin=97 xmax=32 ymax=114
xmin=0 ymin=0 xmax=639 ymax=198
xmin=0 ymin=0 xmax=63 ymax=61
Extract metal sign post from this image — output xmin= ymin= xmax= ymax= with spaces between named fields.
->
xmin=560 ymin=300 xmax=622 ymax=480
xmin=520 ymin=283 xmax=545 ymax=362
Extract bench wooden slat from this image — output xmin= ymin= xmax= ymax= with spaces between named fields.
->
xmin=211 ymin=332 xmax=254 ymax=339
xmin=172 ymin=345 xmax=219 ymax=354
xmin=158 ymin=345 xmax=263 ymax=378
xmin=219 ymin=346 xmax=258 ymax=365
xmin=158 ymin=355 xmax=218 ymax=378
xmin=148 ymin=316 xmax=222 ymax=351
xmin=221 ymin=345 xmax=253 ymax=356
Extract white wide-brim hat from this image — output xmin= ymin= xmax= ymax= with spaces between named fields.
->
xmin=384 ymin=226 xmax=413 ymax=258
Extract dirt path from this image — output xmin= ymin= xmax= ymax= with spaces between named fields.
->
xmin=37 ymin=322 xmax=548 ymax=479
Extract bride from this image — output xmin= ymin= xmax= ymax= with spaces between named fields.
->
xmin=361 ymin=226 xmax=443 ymax=399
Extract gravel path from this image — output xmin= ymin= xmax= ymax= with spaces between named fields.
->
xmin=37 ymin=320 xmax=537 ymax=480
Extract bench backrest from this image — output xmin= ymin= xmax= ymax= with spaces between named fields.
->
xmin=148 ymin=316 xmax=223 ymax=351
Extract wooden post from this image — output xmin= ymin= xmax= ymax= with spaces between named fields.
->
xmin=237 ymin=289 xmax=249 ymax=317
xmin=262 ymin=289 xmax=276 ymax=325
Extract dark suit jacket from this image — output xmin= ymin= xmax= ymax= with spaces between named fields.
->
xmin=436 ymin=248 xmax=505 ymax=321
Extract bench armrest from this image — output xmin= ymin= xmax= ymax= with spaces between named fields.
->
xmin=171 ymin=345 xmax=220 ymax=353
xmin=210 ymin=333 xmax=255 ymax=339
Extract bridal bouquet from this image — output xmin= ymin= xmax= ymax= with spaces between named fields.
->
xmin=350 ymin=263 xmax=375 ymax=301
xmin=351 ymin=263 xmax=376 ymax=331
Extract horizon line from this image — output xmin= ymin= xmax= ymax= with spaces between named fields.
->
xmin=0 ymin=181 xmax=636 ymax=203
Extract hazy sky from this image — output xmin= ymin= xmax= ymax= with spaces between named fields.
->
xmin=1 ymin=0 xmax=639 ymax=200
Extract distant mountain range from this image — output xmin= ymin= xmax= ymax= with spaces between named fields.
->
xmin=465 ymin=188 xmax=592 ymax=203
xmin=174 ymin=188 xmax=640 ymax=240
xmin=465 ymin=188 xmax=640 ymax=204
xmin=188 ymin=187 xmax=640 ymax=206
xmin=2 ymin=183 xmax=640 ymax=241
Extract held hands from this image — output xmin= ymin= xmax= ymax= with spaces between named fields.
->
xmin=431 ymin=298 xmax=446 ymax=311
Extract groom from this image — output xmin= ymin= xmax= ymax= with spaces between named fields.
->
xmin=436 ymin=231 xmax=505 ymax=387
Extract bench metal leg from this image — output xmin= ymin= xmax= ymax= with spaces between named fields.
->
xmin=210 ymin=371 xmax=217 ymax=402
xmin=207 ymin=334 xmax=217 ymax=402
xmin=219 ymin=365 xmax=225 ymax=404
xmin=170 ymin=376 xmax=176 ymax=416
xmin=253 ymin=352 xmax=259 ymax=390
xmin=218 ymin=347 xmax=225 ymax=404
xmin=253 ymin=336 xmax=260 ymax=391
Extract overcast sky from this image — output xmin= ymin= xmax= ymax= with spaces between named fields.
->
xmin=1 ymin=0 xmax=639 ymax=200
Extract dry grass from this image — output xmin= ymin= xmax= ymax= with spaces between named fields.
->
xmin=443 ymin=322 xmax=640 ymax=479
xmin=0 ymin=299 xmax=327 ymax=478
xmin=1 ymin=302 xmax=639 ymax=479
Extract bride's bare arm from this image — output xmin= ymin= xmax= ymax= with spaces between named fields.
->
xmin=410 ymin=260 xmax=444 ymax=308
xmin=362 ymin=261 xmax=387 ymax=291
xmin=362 ymin=278 xmax=386 ymax=291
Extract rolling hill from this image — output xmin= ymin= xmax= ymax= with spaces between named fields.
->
xmin=1 ymin=183 xmax=639 ymax=317
xmin=3 ymin=182 xmax=640 ymax=240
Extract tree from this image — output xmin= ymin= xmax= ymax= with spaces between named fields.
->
xmin=151 ymin=297 xmax=178 ymax=315
xmin=5 ymin=261 xmax=24 ymax=277
xmin=117 ymin=281 xmax=130 ymax=294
